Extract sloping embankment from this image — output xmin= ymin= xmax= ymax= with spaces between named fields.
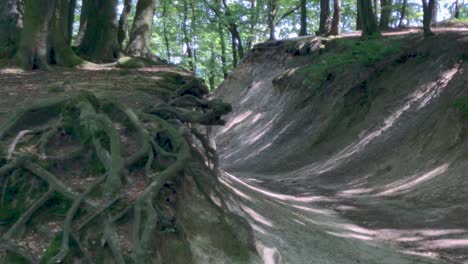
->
xmin=214 ymin=31 xmax=468 ymax=263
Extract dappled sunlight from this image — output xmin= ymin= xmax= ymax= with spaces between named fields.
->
xmin=241 ymin=205 xmax=274 ymax=227
xmin=375 ymin=163 xmax=449 ymax=196
xmin=219 ymin=177 xmax=254 ymax=201
xmin=305 ymin=65 xmax=461 ymax=175
xmin=220 ymin=110 xmax=253 ymax=134
xmin=240 ymin=81 xmax=263 ymax=105
xmin=419 ymin=239 xmax=468 ymax=249
xmin=326 ymin=231 xmax=375 ymax=241
xmin=223 ymin=171 xmax=336 ymax=203
xmin=0 ymin=68 xmax=28 ymax=74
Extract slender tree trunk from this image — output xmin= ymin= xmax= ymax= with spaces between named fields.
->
xmin=359 ymin=0 xmax=381 ymax=39
xmin=162 ymin=2 xmax=171 ymax=63
xmin=398 ymin=0 xmax=407 ymax=27
xmin=218 ymin=23 xmax=228 ymax=79
xmin=268 ymin=0 xmax=277 ymax=40
xmin=318 ymin=0 xmax=331 ymax=35
xmin=182 ymin=0 xmax=194 ymax=71
xmin=77 ymin=0 xmax=120 ymax=63
xmin=299 ymin=0 xmax=308 ymax=36
xmin=247 ymin=0 xmax=258 ymax=48
xmin=356 ymin=0 xmax=362 ymax=30
xmin=67 ymin=0 xmax=77 ymax=45
xmin=379 ymin=0 xmax=392 ymax=29
xmin=422 ymin=0 xmax=435 ymax=36
xmin=126 ymin=0 xmax=157 ymax=58
xmin=118 ymin=0 xmax=132 ymax=48
xmin=0 ymin=0 xmax=22 ymax=58
xmin=431 ymin=0 xmax=437 ymax=26
xmin=208 ymin=42 xmax=216 ymax=89
xmin=74 ymin=0 xmax=89 ymax=47
xmin=329 ymin=0 xmax=341 ymax=35
xmin=17 ymin=0 xmax=82 ymax=69
xmin=232 ymin=26 xmax=244 ymax=59
xmin=231 ymin=31 xmax=238 ymax=68
xmin=373 ymin=0 xmax=379 ymax=20
xmin=454 ymin=0 xmax=460 ymax=18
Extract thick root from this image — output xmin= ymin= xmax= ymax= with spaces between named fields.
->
xmin=0 ymin=80 xmax=231 ymax=263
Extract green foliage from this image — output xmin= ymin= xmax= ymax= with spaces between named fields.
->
xmin=2 ymin=252 xmax=30 ymax=264
xmin=40 ymin=234 xmax=63 ymax=263
xmin=302 ymin=37 xmax=408 ymax=82
xmin=453 ymin=97 xmax=468 ymax=115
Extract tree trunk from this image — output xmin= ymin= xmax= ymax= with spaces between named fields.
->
xmin=77 ymin=0 xmax=120 ymax=63
xmin=231 ymin=31 xmax=238 ymax=68
xmin=117 ymin=0 xmax=132 ymax=48
xmin=182 ymin=0 xmax=195 ymax=71
xmin=247 ymin=0 xmax=258 ymax=48
xmin=373 ymin=0 xmax=378 ymax=20
xmin=74 ymin=0 xmax=89 ymax=47
xmin=318 ymin=0 xmax=331 ymax=35
xmin=209 ymin=42 xmax=216 ymax=89
xmin=328 ymin=0 xmax=341 ymax=35
xmin=398 ymin=0 xmax=407 ymax=27
xmin=67 ymin=0 xmax=77 ymax=46
xmin=16 ymin=0 xmax=82 ymax=69
xmin=356 ymin=0 xmax=362 ymax=30
xmin=359 ymin=0 xmax=381 ymax=39
xmin=0 ymin=0 xmax=22 ymax=58
xmin=218 ymin=23 xmax=228 ymax=79
xmin=454 ymin=0 xmax=460 ymax=18
xmin=299 ymin=0 xmax=308 ymax=36
xmin=126 ymin=0 xmax=157 ymax=58
xmin=379 ymin=0 xmax=392 ymax=30
xmin=431 ymin=0 xmax=437 ymax=26
xmin=422 ymin=0 xmax=435 ymax=36
xmin=268 ymin=0 xmax=277 ymax=40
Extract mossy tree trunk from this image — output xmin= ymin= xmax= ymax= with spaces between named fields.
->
xmin=379 ymin=0 xmax=392 ymax=30
xmin=77 ymin=0 xmax=120 ymax=63
xmin=356 ymin=0 xmax=362 ymax=30
xmin=126 ymin=0 xmax=157 ymax=58
xmin=318 ymin=0 xmax=331 ymax=35
xmin=16 ymin=0 xmax=82 ymax=70
xmin=422 ymin=0 xmax=435 ymax=36
xmin=359 ymin=0 xmax=381 ymax=39
xmin=0 ymin=0 xmax=22 ymax=58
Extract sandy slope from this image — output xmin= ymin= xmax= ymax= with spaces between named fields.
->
xmin=214 ymin=30 xmax=468 ymax=263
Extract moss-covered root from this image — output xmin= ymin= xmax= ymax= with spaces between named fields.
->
xmin=0 ymin=85 xmax=234 ymax=263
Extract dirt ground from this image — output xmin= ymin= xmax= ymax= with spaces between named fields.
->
xmin=214 ymin=29 xmax=468 ymax=264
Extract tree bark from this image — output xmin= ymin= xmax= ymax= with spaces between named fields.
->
xmin=77 ymin=0 xmax=120 ymax=63
xmin=359 ymin=0 xmax=381 ymax=39
xmin=318 ymin=0 xmax=331 ymax=35
xmin=218 ymin=22 xmax=228 ymax=79
xmin=0 ymin=0 xmax=22 ymax=58
xmin=182 ymin=0 xmax=195 ymax=71
xmin=398 ymin=0 xmax=407 ymax=27
xmin=268 ymin=0 xmax=277 ymax=40
xmin=126 ymin=0 xmax=157 ymax=58
xmin=231 ymin=31 xmax=238 ymax=68
xmin=431 ymin=0 xmax=437 ymax=26
xmin=74 ymin=0 xmax=89 ymax=47
xmin=422 ymin=0 xmax=435 ymax=36
xmin=299 ymin=0 xmax=308 ymax=36
xmin=118 ymin=0 xmax=132 ymax=48
xmin=454 ymin=0 xmax=460 ymax=18
xmin=16 ymin=0 xmax=82 ymax=69
xmin=379 ymin=0 xmax=392 ymax=30
xmin=356 ymin=0 xmax=362 ymax=30
xmin=328 ymin=0 xmax=341 ymax=35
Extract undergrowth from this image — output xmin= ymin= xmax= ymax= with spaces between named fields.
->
xmin=302 ymin=36 xmax=411 ymax=84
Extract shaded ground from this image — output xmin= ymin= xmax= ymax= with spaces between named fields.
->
xmin=215 ymin=29 xmax=468 ymax=263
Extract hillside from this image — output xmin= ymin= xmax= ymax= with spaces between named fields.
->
xmin=214 ymin=29 xmax=468 ymax=264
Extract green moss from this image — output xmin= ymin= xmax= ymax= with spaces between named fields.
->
xmin=2 ymin=252 xmax=30 ymax=264
xmin=40 ymin=234 xmax=62 ymax=263
xmin=301 ymin=36 xmax=410 ymax=84
xmin=48 ymin=86 xmax=65 ymax=93
xmin=453 ymin=97 xmax=468 ymax=115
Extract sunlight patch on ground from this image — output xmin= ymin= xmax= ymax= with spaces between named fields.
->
xmin=220 ymin=110 xmax=253 ymax=134
xmin=223 ymin=171 xmax=336 ymax=203
xmin=219 ymin=177 xmax=254 ymax=201
xmin=241 ymin=205 xmax=274 ymax=227
xmin=375 ymin=163 xmax=449 ymax=196
xmin=306 ymin=65 xmax=461 ymax=175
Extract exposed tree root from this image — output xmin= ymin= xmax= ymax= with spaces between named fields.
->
xmin=0 ymin=79 xmax=232 ymax=263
